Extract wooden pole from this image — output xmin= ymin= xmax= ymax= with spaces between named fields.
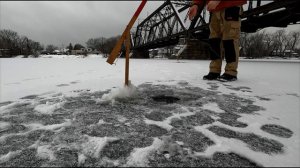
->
xmin=107 ymin=0 xmax=147 ymax=65
xmin=125 ymin=31 xmax=131 ymax=86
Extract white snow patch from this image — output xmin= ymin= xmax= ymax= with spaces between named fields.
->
xmin=117 ymin=116 xmax=128 ymax=123
xmin=85 ymin=54 xmax=104 ymax=58
xmin=0 ymin=150 xmax=21 ymax=164
xmin=126 ymin=137 xmax=164 ymax=166
xmin=0 ymin=122 xmax=10 ymax=129
xmin=34 ymin=101 xmax=64 ymax=115
xmin=194 ymin=125 xmax=230 ymax=157
xmin=26 ymin=119 xmax=72 ymax=131
xmin=81 ymin=135 xmax=119 ymax=159
xmin=144 ymin=106 xmax=195 ymax=131
xmin=98 ymin=119 xmax=106 ymax=125
xmin=175 ymin=141 xmax=184 ymax=146
xmin=100 ymin=82 xmax=138 ymax=102
xmin=78 ymin=153 xmax=87 ymax=165
xmin=165 ymin=107 xmax=195 ymax=123
xmin=144 ymin=119 xmax=173 ymax=131
xmin=0 ymin=102 xmax=22 ymax=115
xmin=202 ymin=102 xmax=225 ymax=113
xmin=36 ymin=145 xmax=56 ymax=161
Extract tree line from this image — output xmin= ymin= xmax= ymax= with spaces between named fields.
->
xmin=1 ymin=28 xmax=299 ymax=58
xmin=43 ymin=36 xmax=121 ymax=56
xmin=0 ymin=29 xmax=121 ymax=57
xmin=0 ymin=29 xmax=43 ymax=57
xmin=240 ymin=29 xmax=300 ymax=58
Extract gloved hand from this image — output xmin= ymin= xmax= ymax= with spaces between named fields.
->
xmin=188 ymin=5 xmax=198 ymax=20
xmin=207 ymin=1 xmax=220 ymax=11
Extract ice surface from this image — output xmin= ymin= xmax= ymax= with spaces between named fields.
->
xmin=0 ymin=150 xmax=21 ymax=164
xmin=100 ymin=82 xmax=138 ymax=102
xmin=126 ymin=138 xmax=163 ymax=166
xmin=25 ymin=119 xmax=72 ymax=131
xmin=0 ymin=122 xmax=10 ymax=129
xmin=81 ymin=135 xmax=119 ymax=159
xmin=34 ymin=102 xmax=64 ymax=115
xmin=36 ymin=145 xmax=56 ymax=161
xmin=202 ymin=102 xmax=225 ymax=113
xmin=0 ymin=58 xmax=299 ymax=167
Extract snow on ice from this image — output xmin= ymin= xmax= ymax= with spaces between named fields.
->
xmin=0 ymin=57 xmax=299 ymax=167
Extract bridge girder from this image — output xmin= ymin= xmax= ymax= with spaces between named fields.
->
xmin=132 ymin=0 xmax=300 ymax=51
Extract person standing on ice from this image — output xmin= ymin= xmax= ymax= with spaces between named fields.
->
xmin=188 ymin=0 xmax=247 ymax=81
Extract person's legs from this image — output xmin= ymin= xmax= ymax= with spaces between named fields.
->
xmin=221 ymin=6 xmax=242 ymax=78
xmin=204 ymin=11 xmax=223 ymax=80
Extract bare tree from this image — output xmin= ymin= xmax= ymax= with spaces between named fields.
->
xmin=287 ymin=31 xmax=300 ymax=51
xmin=46 ymin=45 xmax=58 ymax=54
xmin=0 ymin=29 xmax=43 ymax=57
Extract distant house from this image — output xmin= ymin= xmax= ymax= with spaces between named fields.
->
xmin=271 ymin=50 xmax=299 ymax=57
xmin=71 ymin=48 xmax=101 ymax=55
xmin=53 ymin=50 xmax=62 ymax=55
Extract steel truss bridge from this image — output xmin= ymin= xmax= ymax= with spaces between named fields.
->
xmin=131 ymin=0 xmax=300 ymax=52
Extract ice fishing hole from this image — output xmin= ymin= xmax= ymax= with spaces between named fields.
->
xmin=152 ymin=95 xmax=180 ymax=104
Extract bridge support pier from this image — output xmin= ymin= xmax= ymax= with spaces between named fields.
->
xmin=174 ymin=38 xmax=210 ymax=60
xmin=132 ymin=49 xmax=149 ymax=58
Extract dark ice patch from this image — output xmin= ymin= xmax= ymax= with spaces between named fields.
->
xmin=0 ymin=101 xmax=13 ymax=107
xmin=216 ymin=94 xmax=263 ymax=114
xmin=74 ymin=111 xmax=107 ymax=125
xmin=39 ymin=130 xmax=56 ymax=143
xmin=218 ymin=112 xmax=248 ymax=128
xmin=0 ymin=124 xmax=27 ymax=136
xmin=170 ymin=112 xmax=215 ymax=129
xmin=286 ymin=93 xmax=300 ymax=98
xmin=1 ymin=111 xmax=66 ymax=126
xmin=145 ymin=110 xmax=172 ymax=121
xmin=184 ymin=112 xmax=215 ymax=126
xmin=225 ymin=86 xmax=252 ymax=92
xmin=20 ymin=95 xmax=39 ymax=99
xmin=207 ymin=82 xmax=220 ymax=91
xmin=261 ymin=124 xmax=293 ymax=138
xmin=86 ymin=123 xmax=129 ymax=137
xmin=0 ymin=148 xmax=45 ymax=167
xmin=172 ymin=129 xmax=215 ymax=152
xmin=0 ymin=134 xmax=35 ymax=155
xmin=63 ymin=97 xmax=96 ymax=109
xmin=208 ymin=126 xmax=284 ymax=154
xmin=53 ymin=147 xmax=78 ymax=167
xmin=177 ymin=81 xmax=189 ymax=86
xmin=126 ymin=135 xmax=154 ymax=148
xmin=126 ymin=123 xmax=168 ymax=138
xmin=146 ymin=124 xmax=168 ymax=137
xmin=255 ymin=96 xmax=271 ymax=101
xmin=101 ymin=139 xmax=134 ymax=159
xmin=148 ymin=151 xmax=261 ymax=167
xmin=70 ymin=81 xmax=80 ymax=84
xmin=209 ymin=152 xmax=261 ymax=167
xmin=56 ymin=84 xmax=69 ymax=87
xmin=55 ymin=126 xmax=83 ymax=144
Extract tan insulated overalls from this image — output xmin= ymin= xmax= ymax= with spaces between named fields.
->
xmin=208 ymin=6 xmax=242 ymax=76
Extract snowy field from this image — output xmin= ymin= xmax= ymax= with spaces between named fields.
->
xmin=0 ymin=57 xmax=299 ymax=167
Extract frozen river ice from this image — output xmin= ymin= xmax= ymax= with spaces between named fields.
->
xmin=0 ymin=58 xmax=299 ymax=167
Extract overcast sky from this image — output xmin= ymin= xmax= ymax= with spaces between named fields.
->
xmin=0 ymin=1 xmax=162 ymax=47
xmin=1 ymin=1 xmax=299 ymax=48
